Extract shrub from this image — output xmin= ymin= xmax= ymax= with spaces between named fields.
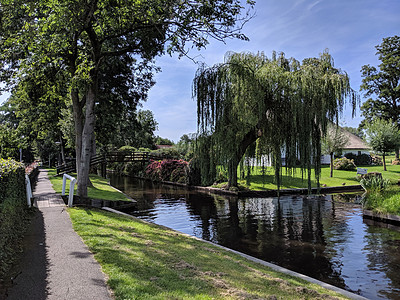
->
xmin=0 ymin=159 xmax=30 ymax=280
xmin=124 ymin=161 xmax=146 ymax=177
xmin=150 ymin=147 xmax=180 ymax=158
xmin=392 ymin=159 xmax=400 ymax=165
xmin=344 ymin=153 xmax=372 ymax=165
xmin=333 ymin=157 xmax=356 ymax=171
xmin=145 ymin=159 xmax=189 ymax=183
xmin=118 ymin=145 xmax=137 ymax=152
xmin=371 ymin=155 xmax=383 ymax=166
xmin=360 ymin=174 xmax=390 ymax=193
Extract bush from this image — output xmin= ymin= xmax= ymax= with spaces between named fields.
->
xmin=150 ymin=147 xmax=180 ymax=158
xmin=360 ymin=174 xmax=390 ymax=193
xmin=124 ymin=161 xmax=146 ymax=177
xmin=118 ymin=145 xmax=137 ymax=152
xmin=344 ymin=153 xmax=372 ymax=165
xmin=0 ymin=159 xmax=30 ymax=280
xmin=392 ymin=159 xmax=400 ymax=165
xmin=371 ymin=155 xmax=383 ymax=166
xmin=333 ymin=157 xmax=356 ymax=171
xmin=145 ymin=159 xmax=189 ymax=183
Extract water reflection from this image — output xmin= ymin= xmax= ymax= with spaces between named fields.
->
xmin=110 ymin=175 xmax=400 ymax=300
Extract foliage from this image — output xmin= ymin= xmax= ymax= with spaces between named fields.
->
xmin=0 ymin=159 xmax=29 ymax=279
xmin=0 ymin=0 xmax=255 ymax=198
xmin=392 ymin=159 xmax=400 ymax=165
xmin=371 ymin=155 xmax=383 ymax=166
xmin=360 ymin=174 xmax=390 ymax=193
xmin=344 ymin=153 xmax=372 ymax=165
xmin=365 ymin=118 xmax=400 ymax=170
xmin=362 ymin=185 xmax=400 ymax=215
xmin=333 ymin=157 xmax=356 ymax=171
xmin=150 ymin=147 xmax=180 ymax=158
xmin=174 ymin=133 xmax=196 ymax=160
xmin=194 ymin=51 xmax=357 ymax=190
xmin=145 ymin=159 xmax=189 ymax=183
xmin=360 ymin=35 xmax=400 ymax=158
xmin=155 ymin=136 xmax=174 ymax=146
xmin=322 ymin=123 xmax=349 ymax=177
xmin=118 ymin=146 xmax=137 ymax=152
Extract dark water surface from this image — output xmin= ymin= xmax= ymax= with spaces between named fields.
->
xmin=109 ymin=175 xmax=400 ymax=300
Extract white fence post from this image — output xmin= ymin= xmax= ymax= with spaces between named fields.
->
xmin=25 ymin=174 xmax=32 ymax=207
xmin=62 ymin=174 xmax=77 ymax=207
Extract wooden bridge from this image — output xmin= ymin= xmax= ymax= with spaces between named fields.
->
xmin=56 ymin=151 xmax=174 ymax=176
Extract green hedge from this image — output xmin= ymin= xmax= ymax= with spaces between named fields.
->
xmin=0 ymin=158 xmax=29 ymax=279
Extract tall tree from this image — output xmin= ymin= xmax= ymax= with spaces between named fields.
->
xmin=0 ymin=0 xmax=255 ymax=197
xmin=194 ymin=51 xmax=357 ymax=190
xmin=360 ymin=35 xmax=400 ymax=158
xmin=322 ymin=124 xmax=349 ymax=178
xmin=365 ymin=118 xmax=400 ymax=171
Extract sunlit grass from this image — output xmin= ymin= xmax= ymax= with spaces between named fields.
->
xmin=69 ymin=207 xmax=350 ymax=300
xmin=363 ymin=185 xmax=400 ymax=215
xmin=46 ymin=168 xmax=129 ymax=201
xmin=233 ymin=165 xmax=400 ymax=190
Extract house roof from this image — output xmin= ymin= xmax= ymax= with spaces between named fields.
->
xmin=341 ymin=129 xmax=370 ymax=150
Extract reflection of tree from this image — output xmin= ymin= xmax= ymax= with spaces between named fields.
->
xmin=363 ymin=226 xmax=400 ymax=299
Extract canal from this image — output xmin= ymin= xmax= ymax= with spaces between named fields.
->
xmin=109 ymin=175 xmax=400 ymax=300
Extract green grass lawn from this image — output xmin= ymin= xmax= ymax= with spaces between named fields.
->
xmin=233 ymin=164 xmax=400 ymax=190
xmin=69 ymin=207 xmax=350 ymax=300
xmin=46 ymin=168 xmax=129 ymax=201
xmin=363 ymin=185 xmax=400 ymax=215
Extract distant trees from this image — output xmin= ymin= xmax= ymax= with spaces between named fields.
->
xmin=360 ymin=35 xmax=400 ymax=158
xmin=365 ymin=119 xmax=400 ymax=171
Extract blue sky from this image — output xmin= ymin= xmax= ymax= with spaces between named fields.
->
xmin=143 ymin=0 xmax=400 ymax=141
xmin=1 ymin=0 xmax=399 ymax=142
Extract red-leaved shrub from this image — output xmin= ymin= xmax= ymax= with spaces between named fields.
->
xmin=145 ymin=159 xmax=189 ymax=183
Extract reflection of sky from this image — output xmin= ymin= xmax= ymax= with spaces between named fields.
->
xmin=327 ymin=208 xmax=391 ymax=298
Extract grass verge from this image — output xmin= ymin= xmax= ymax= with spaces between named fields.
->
xmin=363 ymin=185 xmax=400 ymax=215
xmin=69 ymin=207 xmax=349 ymax=300
xmin=225 ymin=165 xmax=400 ymax=190
xmin=46 ymin=168 xmax=129 ymax=201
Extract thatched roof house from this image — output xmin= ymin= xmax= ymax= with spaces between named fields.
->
xmin=341 ymin=129 xmax=370 ymax=155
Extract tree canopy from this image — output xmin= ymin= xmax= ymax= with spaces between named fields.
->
xmin=193 ymin=51 xmax=357 ymax=190
xmin=360 ymin=35 xmax=400 ymax=157
xmin=0 ymin=0 xmax=255 ymax=197
xmin=365 ymin=118 xmax=400 ymax=171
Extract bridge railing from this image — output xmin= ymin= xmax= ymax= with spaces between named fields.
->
xmin=56 ymin=151 xmax=176 ymax=175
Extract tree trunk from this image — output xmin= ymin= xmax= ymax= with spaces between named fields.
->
xmin=227 ymin=129 xmax=258 ymax=188
xmin=395 ymin=148 xmax=399 ymax=160
xmin=383 ymin=153 xmax=387 ymax=171
xmin=71 ymin=88 xmax=83 ymax=179
xmin=330 ymin=152 xmax=334 ymax=177
xmin=77 ymin=80 xmax=97 ymax=198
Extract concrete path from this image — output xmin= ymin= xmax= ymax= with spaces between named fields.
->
xmin=6 ymin=169 xmax=112 ymax=300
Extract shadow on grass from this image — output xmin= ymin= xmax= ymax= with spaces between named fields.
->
xmin=68 ymin=208 xmax=349 ymax=300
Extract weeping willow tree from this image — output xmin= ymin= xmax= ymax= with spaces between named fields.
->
xmin=193 ymin=51 xmax=358 ymax=190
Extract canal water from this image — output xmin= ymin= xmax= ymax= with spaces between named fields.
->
xmin=109 ymin=175 xmax=400 ymax=300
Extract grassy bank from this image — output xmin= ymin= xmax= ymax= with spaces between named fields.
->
xmin=47 ymin=168 xmax=129 ymax=201
xmin=231 ymin=165 xmax=400 ymax=190
xmin=363 ymin=185 xmax=400 ymax=215
xmin=69 ymin=207 xmax=349 ymax=300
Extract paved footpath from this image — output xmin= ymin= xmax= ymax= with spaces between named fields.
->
xmin=6 ymin=169 xmax=112 ymax=300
